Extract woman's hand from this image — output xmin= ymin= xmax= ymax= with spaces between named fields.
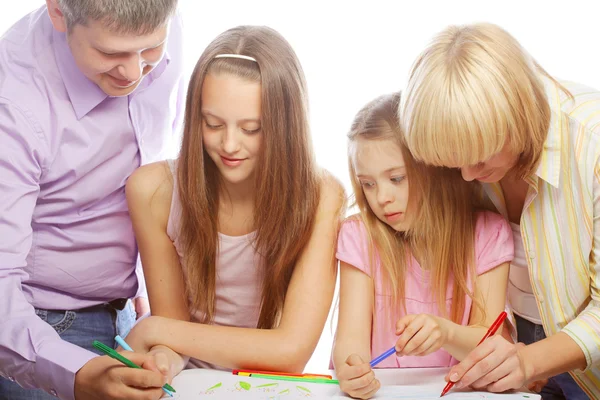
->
xmin=444 ymin=335 xmax=534 ymax=392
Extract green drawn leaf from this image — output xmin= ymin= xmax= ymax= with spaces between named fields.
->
xmin=239 ymin=381 xmax=251 ymax=391
xmin=296 ymin=386 xmax=311 ymax=393
xmin=206 ymin=382 xmax=222 ymax=391
xmin=256 ymin=383 xmax=278 ymax=388
xmin=278 ymin=389 xmax=290 ymax=394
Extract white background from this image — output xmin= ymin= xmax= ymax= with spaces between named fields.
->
xmin=3 ymin=0 xmax=599 ymax=373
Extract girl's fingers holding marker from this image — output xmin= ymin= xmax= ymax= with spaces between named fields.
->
xmin=346 ymin=354 xmax=365 ymax=366
xmin=411 ymin=334 xmax=441 ymax=356
xmin=395 ymin=317 xmax=424 ymax=352
xmin=395 ymin=314 xmax=416 ymax=335
xmin=339 ymin=354 xmax=377 ymax=396
xmin=351 ymin=377 xmax=381 ymax=399
xmin=345 ymin=369 xmax=377 ymax=392
xmin=399 ymin=323 xmax=431 ymax=355
xmin=341 ymin=354 xmax=371 ymax=379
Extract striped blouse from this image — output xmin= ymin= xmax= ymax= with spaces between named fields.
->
xmin=482 ymin=76 xmax=600 ymax=397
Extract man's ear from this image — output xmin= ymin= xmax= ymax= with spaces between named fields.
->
xmin=46 ymin=0 xmax=68 ymax=33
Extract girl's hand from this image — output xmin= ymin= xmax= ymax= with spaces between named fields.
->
xmin=337 ymin=354 xmax=381 ymax=399
xmin=142 ymin=346 xmax=174 ymax=385
xmin=395 ymin=314 xmax=449 ymax=356
xmin=122 ymin=316 xmax=163 ymax=353
xmin=143 ymin=344 xmax=187 ymax=386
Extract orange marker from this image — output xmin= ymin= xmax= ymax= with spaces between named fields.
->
xmin=232 ymin=369 xmax=333 ymax=380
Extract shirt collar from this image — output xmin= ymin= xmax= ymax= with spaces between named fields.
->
xmin=53 ymin=29 xmax=108 ymax=120
xmin=531 ymin=75 xmax=564 ymax=189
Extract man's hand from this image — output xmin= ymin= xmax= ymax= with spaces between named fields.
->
xmin=74 ymin=353 xmax=167 ymax=400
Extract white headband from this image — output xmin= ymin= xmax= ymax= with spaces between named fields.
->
xmin=214 ymin=54 xmax=257 ymax=62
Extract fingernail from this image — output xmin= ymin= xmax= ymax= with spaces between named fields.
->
xmin=450 ymin=373 xmax=459 ymax=382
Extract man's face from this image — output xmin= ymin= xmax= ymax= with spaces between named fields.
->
xmin=66 ymin=19 xmax=169 ymax=97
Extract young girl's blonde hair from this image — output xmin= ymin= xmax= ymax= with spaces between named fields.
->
xmin=401 ymin=23 xmax=560 ymax=179
xmin=348 ymin=92 xmax=482 ymax=324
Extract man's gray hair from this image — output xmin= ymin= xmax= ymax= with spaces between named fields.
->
xmin=57 ymin=0 xmax=178 ymax=34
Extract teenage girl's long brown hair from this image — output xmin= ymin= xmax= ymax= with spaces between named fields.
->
xmin=177 ymin=26 xmax=320 ymax=329
xmin=348 ymin=92 xmax=482 ymax=324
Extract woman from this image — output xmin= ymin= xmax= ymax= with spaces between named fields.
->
xmin=400 ymin=22 xmax=600 ymax=399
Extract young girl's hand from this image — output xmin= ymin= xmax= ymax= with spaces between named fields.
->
xmin=337 ymin=354 xmax=381 ymax=399
xmin=395 ymin=314 xmax=450 ymax=356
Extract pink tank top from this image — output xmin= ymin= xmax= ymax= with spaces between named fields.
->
xmin=166 ymin=160 xmax=262 ymax=369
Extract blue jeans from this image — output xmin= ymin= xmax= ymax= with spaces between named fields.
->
xmin=515 ymin=314 xmax=588 ymax=400
xmin=0 ymin=301 xmax=136 ymax=400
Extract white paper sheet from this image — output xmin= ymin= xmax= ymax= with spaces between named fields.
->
xmin=165 ymin=369 xmax=540 ymax=399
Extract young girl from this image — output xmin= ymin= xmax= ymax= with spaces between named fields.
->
xmin=333 ymin=92 xmax=513 ymax=399
xmin=122 ymin=25 xmax=344 ymax=382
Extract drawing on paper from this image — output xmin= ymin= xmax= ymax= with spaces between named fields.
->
xmin=255 ymin=382 xmax=279 ymax=393
xmin=204 ymin=382 xmax=222 ymax=395
xmin=170 ymin=370 xmax=539 ymax=400
xmin=295 ymin=385 xmax=312 ymax=397
xmin=234 ymin=381 xmax=252 ymax=392
xmin=193 ymin=380 xmax=323 ymax=399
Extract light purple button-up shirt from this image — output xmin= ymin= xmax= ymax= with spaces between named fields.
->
xmin=0 ymin=6 xmax=185 ymax=399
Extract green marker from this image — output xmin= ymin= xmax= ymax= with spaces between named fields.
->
xmin=250 ymin=373 xmax=339 ymax=385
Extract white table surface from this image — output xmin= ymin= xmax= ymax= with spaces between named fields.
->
xmin=166 ymin=368 xmax=540 ymax=399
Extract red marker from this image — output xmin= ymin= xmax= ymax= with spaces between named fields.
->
xmin=440 ymin=311 xmax=508 ymax=397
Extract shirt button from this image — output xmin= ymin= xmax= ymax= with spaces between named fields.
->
xmin=8 ymin=376 xmax=14 ymax=382
xmin=528 ymin=250 xmax=536 ymax=259
xmin=50 ymin=389 xmax=57 ymax=397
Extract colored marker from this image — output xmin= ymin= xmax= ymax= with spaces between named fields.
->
xmin=241 ymin=373 xmax=339 ymax=385
xmin=233 ymin=369 xmax=333 ymax=379
xmin=370 ymin=346 xmax=397 ymax=367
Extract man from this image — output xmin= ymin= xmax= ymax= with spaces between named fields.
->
xmin=0 ymin=0 xmax=186 ymax=399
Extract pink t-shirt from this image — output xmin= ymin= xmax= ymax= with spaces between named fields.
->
xmin=336 ymin=211 xmax=513 ymax=368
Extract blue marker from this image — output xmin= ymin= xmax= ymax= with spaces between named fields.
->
xmin=115 ymin=335 xmax=174 ymax=398
xmin=370 ymin=346 xmax=397 ymax=367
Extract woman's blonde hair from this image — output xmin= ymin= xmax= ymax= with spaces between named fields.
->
xmin=178 ymin=26 xmax=320 ymax=329
xmin=348 ymin=92 xmax=482 ymax=324
xmin=401 ymin=23 xmax=556 ymax=179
